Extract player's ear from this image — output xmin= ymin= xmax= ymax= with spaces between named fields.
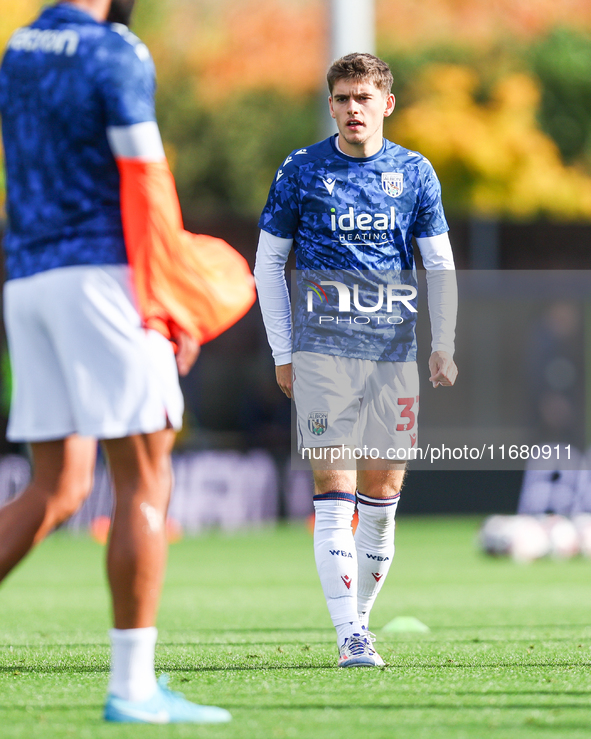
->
xmin=328 ymin=95 xmax=336 ymax=119
xmin=384 ymin=94 xmax=396 ymax=118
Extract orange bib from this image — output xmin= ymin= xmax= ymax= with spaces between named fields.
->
xmin=117 ymin=158 xmax=255 ymax=343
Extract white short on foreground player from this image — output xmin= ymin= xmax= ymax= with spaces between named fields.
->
xmin=0 ymin=0 xmax=228 ymax=723
xmin=255 ymin=53 xmax=458 ymax=667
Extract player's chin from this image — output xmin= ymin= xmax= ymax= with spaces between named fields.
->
xmin=344 ymin=129 xmax=364 ymax=141
xmin=341 ymin=124 xmax=363 ymax=137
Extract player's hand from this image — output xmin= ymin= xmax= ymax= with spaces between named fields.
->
xmin=174 ymin=330 xmax=200 ymax=376
xmin=276 ymin=363 xmax=293 ymax=399
xmin=428 ymin=350 xmax=457 ymax=388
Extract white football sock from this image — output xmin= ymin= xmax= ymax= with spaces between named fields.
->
xmin=355 ymin=491 xmax=399 ymax=630
xmin=313 ymin=492 xmax=362 ymax=645
xmin=108 ymin=627 xmax=158 ymax=702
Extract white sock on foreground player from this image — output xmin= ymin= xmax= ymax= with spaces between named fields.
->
xmin=108 ymin=627 xmax=159 ymax=702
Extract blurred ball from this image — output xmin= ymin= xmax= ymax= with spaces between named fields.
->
xmin=573 ymin=514 xmax=591 ymax=557
xmin=540 ymin=514 xmax=579 ymax=559
xmin=479 ymin=515 xmax=550 ymax=563
xmin=508 ymin=516 xmax=550 ymax=563
xmin=479 ymin=515 xmax=513 ymax=556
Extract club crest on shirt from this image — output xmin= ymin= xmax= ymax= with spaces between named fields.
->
xmin=381 ymin=172 xmax=404 ymax=198
xmin=308 ymin=411 xmax=328 ymax=436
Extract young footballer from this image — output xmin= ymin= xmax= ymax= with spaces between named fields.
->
xmin=255 ymin=53 xmax=458 ymax=666
xmin=0 ymin=0 xmax=233 ymax=723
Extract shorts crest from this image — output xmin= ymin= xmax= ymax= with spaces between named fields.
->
xmin=308 ymin=411 xmax=328 ymax=436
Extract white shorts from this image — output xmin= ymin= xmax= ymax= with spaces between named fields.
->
xmin=292 ymin=351 xmax=419 ymax=458
xmin=4 ymin=265 xmax=184 ymax=442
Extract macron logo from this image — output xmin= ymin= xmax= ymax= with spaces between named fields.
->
xmin=283 ymin=155 xmax=294 ymax=166
xmin=322 ymin=177 xmax=336 ymax=195
xmin=276 ymin=170 xmax=284 ymax=182
xmin=295 ymin=149 xmax=307 ymax=155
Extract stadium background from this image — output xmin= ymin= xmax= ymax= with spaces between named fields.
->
xmin=2 ymin=0 xmax=591 ymax=521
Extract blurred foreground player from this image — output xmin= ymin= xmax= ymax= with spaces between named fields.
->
xmin=255 ymin=54 xmax=458 ymax=666
xmin=0 ymin=0 xmax=232 ymax=723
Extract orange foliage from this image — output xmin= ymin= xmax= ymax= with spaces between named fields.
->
xmin=188 ymin=0 xmax=327 ymax=100
xmin=377 ymin=0 xmax=591 ymax=49
xmin=139 ymin=0 xmax=591 ymax=100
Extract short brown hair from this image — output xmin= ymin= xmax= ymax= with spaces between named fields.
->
xmin=327 ymin=53 xmax=393 ymax=95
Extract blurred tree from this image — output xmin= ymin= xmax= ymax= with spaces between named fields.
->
xmin=0 ymin=0 xmax=38 ymax=50
xmin=188 ymin=0 xmax=325 ymax=100
xmin=3 ymin=1 xmax=591 ymax=220
xmin=529 ymin=28 xmax=591 ymax=168
xmin=377 ymin=0 xmax=591 ymax=50
xmin=388 ymin=64 xmax=591 ymax=219
xmin=156 ymin=83 xmax=317 ymax=217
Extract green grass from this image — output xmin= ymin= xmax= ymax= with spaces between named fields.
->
xmin=2 ymin=517 xmax=591 ymax=738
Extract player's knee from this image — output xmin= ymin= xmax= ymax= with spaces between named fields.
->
xmin=312 ymin=469 xmax=356 ymax=496
xmin=42 ymin=473 xmax=94 ymax=524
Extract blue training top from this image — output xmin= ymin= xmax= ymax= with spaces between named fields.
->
xmin=0 ymin=3 xmax=156 ymax=280
xmin=258 ymin=135 xmax=449 ymax=361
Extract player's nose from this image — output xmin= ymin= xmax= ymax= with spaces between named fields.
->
xmin=347 ymin=100 xmax=361 ymax=116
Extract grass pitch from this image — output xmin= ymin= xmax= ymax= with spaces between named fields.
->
xmin=1 ymin=517 xmax=591 ymax=739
